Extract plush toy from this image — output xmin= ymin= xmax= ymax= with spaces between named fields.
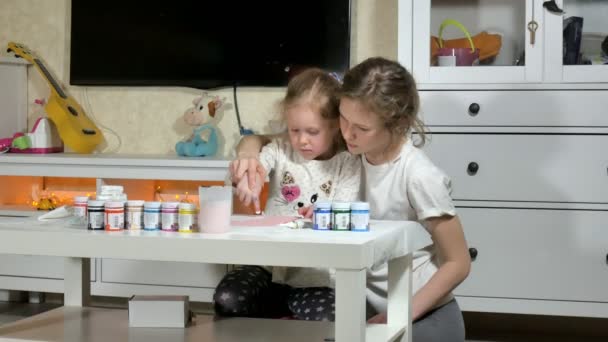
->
xmin=176 ymin=93 xmax=224 ymax=157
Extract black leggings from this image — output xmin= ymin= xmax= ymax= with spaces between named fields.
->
xmin=213 ymin=266 xmax=335 ymax=321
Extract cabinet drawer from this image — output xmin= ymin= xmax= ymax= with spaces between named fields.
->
xmin=0 ymin=255 xmax=96 ymax=281
xmin=419 ymin=91 xmax=608 ymax=127
xmin=423 ymin=134 xmax=608 ymax=203
xmin=455 ymin=207 xmax=608 ymax=302
xmin=101 ymin=259 xmax=227 ymax=288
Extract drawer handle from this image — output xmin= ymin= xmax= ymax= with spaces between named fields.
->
xmin=469 ymin=247 xmax=478 ymax=261
xmin=468 ymin=103 xmax=480 ymax=116
xmin=467 ymin=162 xmax=479 ymax=175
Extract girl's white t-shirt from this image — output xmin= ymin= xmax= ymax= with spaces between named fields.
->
xmin=362 ymin=139 xmax=456 ymax=314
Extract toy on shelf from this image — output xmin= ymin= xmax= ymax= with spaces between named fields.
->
xmin=175 ymin=93 xmax=224 ymax=157
xmin=0 ymin=99 xmax=64 ymax=154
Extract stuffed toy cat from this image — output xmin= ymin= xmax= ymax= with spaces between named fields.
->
xmin=175 ymin=93 xmax=224 ymax=157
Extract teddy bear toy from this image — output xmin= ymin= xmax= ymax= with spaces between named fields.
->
xmin=175 ymin=93 xmax=224 ymax=157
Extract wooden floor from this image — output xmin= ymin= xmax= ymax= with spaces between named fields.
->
xmin=1 ymin=299 xmax=608 ymax=341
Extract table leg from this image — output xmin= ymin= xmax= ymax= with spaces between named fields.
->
xmin=388 ymin=253 xmax=413 ymax=342
xmin=335 ymin=268 xmax=366 ymax=342
xmin=64 ymin=257 xmax=90 ymax=307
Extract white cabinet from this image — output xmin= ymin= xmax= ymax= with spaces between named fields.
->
xmin=400 ymin=0 xmax=608 ymax=318
xmin=403 ymin=0 xmax=608 ymax=87
xmin=0 ymin=154 xmax=231 ymax=302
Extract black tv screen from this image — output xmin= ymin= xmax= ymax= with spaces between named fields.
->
xmin=70 ymin=0 xmax=351 ymax=89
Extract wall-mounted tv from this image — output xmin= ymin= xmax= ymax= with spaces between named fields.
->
xmin=70 ymin=0 xmax=351 ymax=89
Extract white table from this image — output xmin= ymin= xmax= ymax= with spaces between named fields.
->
xmin=0 ymin=216 xmax=430 ymax=342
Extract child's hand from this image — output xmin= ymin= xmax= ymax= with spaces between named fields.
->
xmin=230 ymin=156 xmax=266 ymax=191
xmin=235 ymin=170 xmax=264 ymax=213
xmin=297 ymin=205 xmax=314 ymax=219
xmin=367 ymin=312 xmax=387 ymax=324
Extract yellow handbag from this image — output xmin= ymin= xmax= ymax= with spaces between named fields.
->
xmin=430 ymin=19 xmax=502 ymax=65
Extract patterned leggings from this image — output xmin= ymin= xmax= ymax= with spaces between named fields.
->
xmin=213 ymin=266 xmax=335 ymax=321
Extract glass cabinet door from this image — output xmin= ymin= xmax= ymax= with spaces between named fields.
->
xmin=544 ymin=0 xmax=608 ymax=83
xmin=411 ymin=0 xmax=543 ymax=84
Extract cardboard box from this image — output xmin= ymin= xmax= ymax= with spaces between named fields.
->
xmin=128 ymin=295 xmax=190 ymax=328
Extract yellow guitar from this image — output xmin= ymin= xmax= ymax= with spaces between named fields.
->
xmin=7 ymin=42 xmax=103 ymax=153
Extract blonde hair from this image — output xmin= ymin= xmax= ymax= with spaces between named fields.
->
xmin=340 ymin=57 xmax=426 ymax=147
xmin=278 ymin=68 xmax=345 ymax=151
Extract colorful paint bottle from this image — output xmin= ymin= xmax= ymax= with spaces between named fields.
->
xmin=125 ymin=200 xmax=145 ymax=230
xmin=105 ymin=201 xmax=125 ymax=231
xmin=178 ymin=202 xmax=198 ymax=233
xmin=331 ymin=202 xmax=350 ymax=231
xmin=143 ymin=202 xmax=161 ymax=230
xmin=161 ymin=202 xmax=180 ymax=231
xmin=313 ymin=201 xmax=332 ymax=230
xmin=87 ymin=200 xmax=105 ymax=230
xmin=350 ymin=202 xmax=370 ymax=232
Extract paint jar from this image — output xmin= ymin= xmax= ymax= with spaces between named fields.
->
xmin=161 ymin=202 xmax=180 ymax=231
xmin=143 ymin=201 xmax=162 ymax=231
xmin=125 ymin=200 xmax=145 ymax=230
xmin=178 ymin=202 xmax=198 ymax=233
xmin=331 ymin=202 xmax=351 ymax=231
xmin=87 ymin=200 xmax=105 ymax=230
xmin=350 ymin=202 xmax=370 ymax=232
xmin=72 ymin=196 xmax=89 ymax=226
xmin=105 ymin=201 xmax=125 ymax=231
xmin=313 ymin=201 xmax=332 ymax=230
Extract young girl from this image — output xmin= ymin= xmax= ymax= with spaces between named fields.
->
xmin=231 ymin=58 xmax=471 ymax=341
xmin=214 ymin=68 xmax=361 ymax=322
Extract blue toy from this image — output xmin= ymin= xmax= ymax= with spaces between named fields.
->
xmin=176 ymin=94 xmax=224 ymax=157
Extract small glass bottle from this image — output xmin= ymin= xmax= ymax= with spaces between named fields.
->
xmin=72 ymin=195 xmax=89 ymax=226
xmin=350 ymin=202 xmax=370 ymax=232
xmin=331 ymin=202 xmax=351 ymax=231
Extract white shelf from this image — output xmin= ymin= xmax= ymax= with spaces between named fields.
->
xmin=0 ymin=306 xmax=405 ymax=342
xmin=0 ymin=153 xmax=230 ymax=181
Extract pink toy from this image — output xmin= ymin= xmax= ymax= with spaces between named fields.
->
xmin=9 ymin=117 xmax=64 ymax=153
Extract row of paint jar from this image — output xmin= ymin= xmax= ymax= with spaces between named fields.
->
xmin=313 ymin=201 xmax=370 ymax=232
xmin=85 ymin=199 xmax=198 ymax=232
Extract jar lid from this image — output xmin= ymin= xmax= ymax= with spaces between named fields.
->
xmin=74 ymin=196 xmax=90 ymax=203
xmin=144 ymin=201 xmax=162 ymax=208
xmin=87 ymin=200 xmax=105 ymax=207
xmin=99 ymin=185 xmax=124 ymax=194
xmin=161 ymin=201 xmax=180 ymax=208
xmin=350 ymin=202 xmax=370 ymax=210
xmin=126 ymin=200 xmax=145 ymax=206
xmin=314 ymin=201 xmax=331 ymax=209
xmin=178 ymin=202 xmax=197 ymax=210
xmin=331 ymin=202 xmax=351 ymax=210
xmin=105 ymin=201 xmax=124 ymax=208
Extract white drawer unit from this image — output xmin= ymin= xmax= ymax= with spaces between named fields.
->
xmin=455 ymin=207 xmax=608 ymax=303
xmin=423 ymin=134 xmax=608 ymax=203
xmin=101 ymin=260 xmax=227 ymax=288
xmin=0 ymin=255 xmax=96 ymax=281
xmin=419 ymin=91 xmax=608 ymax=128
